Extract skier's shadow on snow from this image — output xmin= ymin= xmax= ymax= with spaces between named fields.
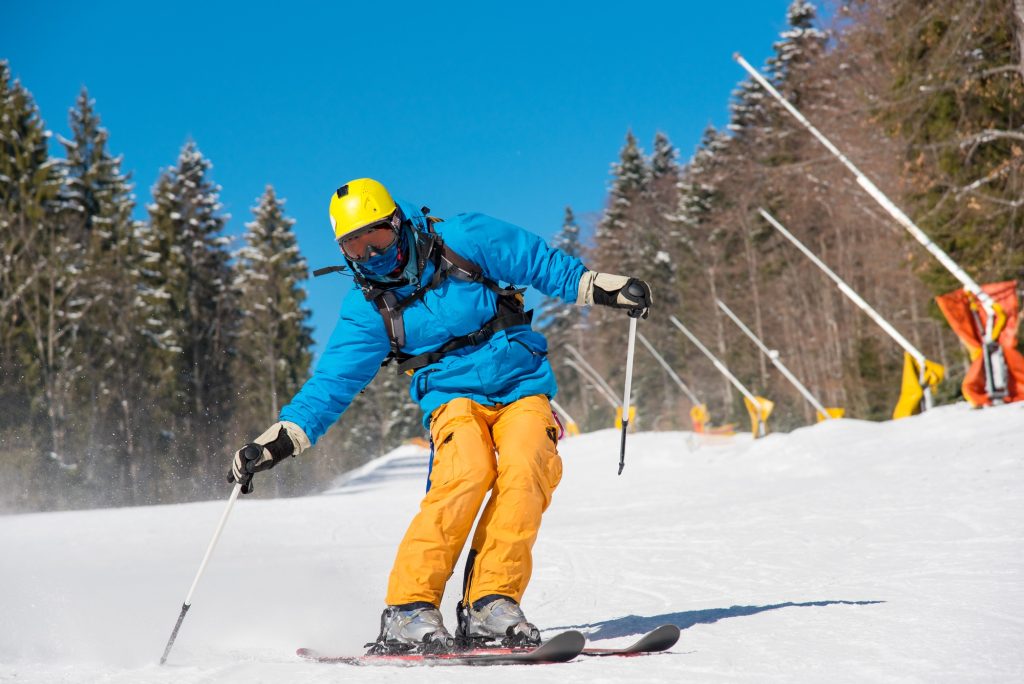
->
xmin=553 ymin=600 xmax=885 ymax=640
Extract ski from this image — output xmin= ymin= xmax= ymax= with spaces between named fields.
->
xmin=581 ymin=623 xmax=680 ymax=657
xmin=297 ymin=629 xmax=585 ymax=666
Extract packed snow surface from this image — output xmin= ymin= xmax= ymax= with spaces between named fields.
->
xmin=2 ymin=402 xmax=1023 ymax=682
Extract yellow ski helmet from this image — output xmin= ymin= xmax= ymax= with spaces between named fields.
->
xmin=328 ymin=178 xmax=398 ymax=241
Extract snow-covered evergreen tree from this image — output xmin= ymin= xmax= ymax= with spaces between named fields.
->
xmin=233 ymin=185 xmax=312 ymax=427
xmin=594 ymin=130 xmax=648 ymax=274
xmin=0 ymin=61 xmax=62 ymax=367
xmin=59 ymin=89 xmax=146 ymax=501
xmin=0 ymin=61 xmax=74 ymax=485
xmin=677 ymin=126 xmax=731 ymax=249
xmin=769 ymin=1 xmax=828 ymax=101
xmin=644 ymin=131 xmax=680 ymax=285
xmin=650 ymin=132 xmax=680 ymax=187
xmin=138 ymin=142 xmax=237 ymax=494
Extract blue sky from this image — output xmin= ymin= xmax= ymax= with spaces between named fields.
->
xmin=4 ymin=0 xmax=800 ymax=354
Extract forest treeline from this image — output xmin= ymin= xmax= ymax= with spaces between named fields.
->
xmin=3 ymin=0 xmax=1022 ymax=512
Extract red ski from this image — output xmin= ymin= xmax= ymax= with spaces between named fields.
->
xmin=297 ymin=629 xmax=585 ymax=666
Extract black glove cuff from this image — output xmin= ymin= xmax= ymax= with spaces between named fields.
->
xmin=592 ymin=286 xmax=618 ymax=308
xmin=263 ymin=427 xmax=296 ymax=462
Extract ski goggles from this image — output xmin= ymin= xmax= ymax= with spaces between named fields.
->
xmin=338 ymin=211 xmax=402 ymax=262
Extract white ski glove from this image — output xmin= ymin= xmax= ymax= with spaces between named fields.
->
xmin=228 ymin=421 xmax=311 ymax=494
xmin=577 ymin=271 xmax=653 ymax=319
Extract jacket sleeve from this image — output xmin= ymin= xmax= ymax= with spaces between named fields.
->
xmin=445 ymin=213 xmax=587 ymax=302
xmin=279 ymin=294 xmax=391 ymax=445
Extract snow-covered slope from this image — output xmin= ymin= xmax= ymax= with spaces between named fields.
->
xmin=2 ymin=402 xmax=1022 ymax=682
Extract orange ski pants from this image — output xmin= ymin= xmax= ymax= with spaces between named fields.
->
xmin=385 ymin=395 xmax=563 ymax=607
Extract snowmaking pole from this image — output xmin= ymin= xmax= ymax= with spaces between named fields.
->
xmin=734 ymin=52 xmax=1007 ymax=404
xmin=160 ymin=480 xmax=244 ymax=665
xmin=759 ymin=208 xmax=936 ymax=410
xmin=564 ymin=359 xmax=620 ymax=409
xmin=618 ymin=316 xmax=639 ymax=475
xmin=636 ymin=332 xmax=702 ymax=407
xmin=669 ymin=315 xmax=767 ymax=437
xmin=564 ymin=344 xmax=619 ymax=402
xmin=715 ymin=298 xmax=834 ymax=420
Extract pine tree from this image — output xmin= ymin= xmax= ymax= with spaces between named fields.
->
xmin=138 ymin=142 xmax=237 ymax=497
xmin=59 ymin=89 xmax=146 ymax=502
xmin=728 ymin=78 xmax=772 ymax=149
xmin=645 ymin=132 xmax=681 ymax=281
xmin=590 ymin=129 xmax=692 ymax=429
xmin=0 ymin=61 xmax=63 ymax=378
xmin=233 ymin=186 xmax=313 ymax=439
xmin=770 ymin=1 xmax=829 ymax=99
xmin=650 ymin=132 xmax=681 ymax=185
xmin=0 ymin=62 xmax=80 ymax=493
xmin=0 ymin=61 xmax=68 ymax=508
xmin=677 ymin=126 xmax=731 ymax=251
xmin=594 ymin=130 xmax=648 ymax=274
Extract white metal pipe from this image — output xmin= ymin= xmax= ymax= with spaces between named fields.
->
xmin=759 ymin=209 xmax=926 ymax=365
xmin=636 ymin=332 xmax=702 ymax=406
xmin=669 ymin=315 xmax=766 ymax=437
xmin=549 ymin=398 xmax=577 ymax=430
xmin=758 ymin=208 xmax=934 ymax=409
xmin=564 ymin=344 xmax=619 ymax=400
xmin=716 ymin=298 xmax=833 ymax=419
xmin=564 ymin=359 xmax=620 ymax=409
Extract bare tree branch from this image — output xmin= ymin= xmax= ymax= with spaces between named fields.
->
xmin=958 ymin=129 xmax=1024 ymax=148
xmin=955 ymin=162 xmax=1014 ymax=198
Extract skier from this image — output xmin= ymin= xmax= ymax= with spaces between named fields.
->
xmin=228 ymin=178 xmax=651 ymax=652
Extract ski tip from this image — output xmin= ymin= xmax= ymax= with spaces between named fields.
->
xmin=556 ymin=629 xmax=586 ymax=651
xmin=644 ymin=624 xmax=682 ymax=651
xmin=533 ymin=630 xmax=586 ymax=663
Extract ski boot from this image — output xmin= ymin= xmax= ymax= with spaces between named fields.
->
xmin=456 ymin=594 xmax=541 ymax=648
xmin=366 ymin=604 xmax=455 ymax=655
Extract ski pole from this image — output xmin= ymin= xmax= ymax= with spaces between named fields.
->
xmin=618 ymin=316 xmax=639 ymax=475
xmin=160 ymin=475 xmax=246 ymax=664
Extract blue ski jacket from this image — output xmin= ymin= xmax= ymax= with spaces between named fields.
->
xmin=279 ymin=200 xmax=587 ymax=443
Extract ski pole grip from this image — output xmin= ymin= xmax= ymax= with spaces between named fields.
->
xmin=242 ymin=444 xmax=262 ymax=464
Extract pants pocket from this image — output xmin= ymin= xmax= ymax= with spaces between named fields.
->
xmin=542 ymin=439 xmax=563 ymax=492
xmin=428 ymin=398 xmax=480 ymax=490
